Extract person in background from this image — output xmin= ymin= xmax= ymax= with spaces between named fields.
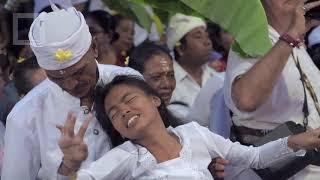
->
xmin=13 ymin=56 xmax=47 ymax=97
xmin=128 ymin=42 xmax=175 ymax=106
xmin=0 ymin=52 xmax=19 ymax=126
xmin=85 ymin=10 xmax=118 ymax=65
xmin=166 ymin=13 xmax=224 ymax=120
xmin=112 ymin=14 xmax=135 ymax=66
xmin=207 ymin=22 xmax=234 ymax=72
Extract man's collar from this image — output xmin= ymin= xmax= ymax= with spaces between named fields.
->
xmin=173 ymin=60 xmax=189 ymax=82
xmin=96 ymin=61 xmax=103 ymax=86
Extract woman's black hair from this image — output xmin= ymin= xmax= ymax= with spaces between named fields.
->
xmin=95 ymin=75 xmax=181 ymax=147
xmin=85 ymin=10 xmax=119 ymax=43
xmin=13 ymin=56 xmax=41 ymax=96
xmin=128 ymin=42 xmax=172 ymax=74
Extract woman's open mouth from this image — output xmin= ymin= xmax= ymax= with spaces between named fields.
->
xmin=127 ymin=115 xmax=139 ymax=128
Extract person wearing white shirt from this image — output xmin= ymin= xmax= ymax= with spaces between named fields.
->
xmin=1 ymin=4 xmax=140 ymax=180
xmin=224 ymin=0 xmax=320 ymax=179
xmin=166 ymin=13 xmax=224 ymax=119
xmin=56 ymin=75 xmax=320 ymax=180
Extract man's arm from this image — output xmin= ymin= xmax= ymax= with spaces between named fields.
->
xmin=231 ymin=39 xmax=294 ymax=112
xmin=232 ymin=0 xmax=320 ymax=112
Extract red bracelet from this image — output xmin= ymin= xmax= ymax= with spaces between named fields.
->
xmin=279 ymin=33 xmax=302 ymax=48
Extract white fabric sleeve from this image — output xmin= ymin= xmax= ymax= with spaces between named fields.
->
xmin=224 ymin=49 xmax=260 ymax=119
xmin=77 ymin=147 xmax=135 ymax=180
xmin=1 ymin=111 xmax=41 ymax=180
xmin=193 ymin=122 xmax=305 ymax=169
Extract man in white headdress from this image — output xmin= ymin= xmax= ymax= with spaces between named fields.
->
xmin=1 ymin=3 xmax=140 ymax=180
xmin=166 ymin=13 xmax=224 ymax=120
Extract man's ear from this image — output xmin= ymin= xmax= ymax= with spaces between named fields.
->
xmin=152 ymin=96 xmax=161 ymax=108
xmin=175 ymin=45 xmax=184 ymax=57
xmin=91 ymin=37 xmax=99 ymax=59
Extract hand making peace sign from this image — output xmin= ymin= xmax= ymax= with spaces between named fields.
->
xmin=56 ymin=112 xmax=92 ymax=175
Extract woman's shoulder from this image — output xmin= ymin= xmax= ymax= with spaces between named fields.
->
xmin=173 ymin=121 xmax=208 ymax=138
xmin=174 ymin=122 xmax=222 ymax=141
xmin=175 ymin=121 xmax=204 ymax=131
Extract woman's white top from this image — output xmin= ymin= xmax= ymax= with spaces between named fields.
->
xmin=77 ymin=122 xmax=303 ymax=180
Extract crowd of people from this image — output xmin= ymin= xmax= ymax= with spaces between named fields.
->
xmin=1 ymin=0 xmax=320 ymax=179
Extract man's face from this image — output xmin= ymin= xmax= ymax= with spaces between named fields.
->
xmin=46 ymin=47 xmax=98 ymax=98
xmin=180 ymin=26 xmax=212 ymax=65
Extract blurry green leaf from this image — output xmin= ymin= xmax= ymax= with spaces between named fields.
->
xmin=129 ymin=2 xmax=153 ymax=31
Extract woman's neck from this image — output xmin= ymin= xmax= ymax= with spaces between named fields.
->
xmin=135 ymin=121 xmax=182 ymax=163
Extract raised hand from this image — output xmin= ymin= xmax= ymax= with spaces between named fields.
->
xmin=287 ymin=0 xmax=320 ymax=39
xmin=56 ymin=112 xmax=92 ymax=175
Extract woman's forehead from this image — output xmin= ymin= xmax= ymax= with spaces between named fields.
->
xmin=105 ymin=84 xmax=145 ymax=106
xmin=107 ymin=84 xmax=140 ymax=97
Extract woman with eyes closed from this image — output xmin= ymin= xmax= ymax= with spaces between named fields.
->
xmin=57 ymin=75 xmax=320 ymax=180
